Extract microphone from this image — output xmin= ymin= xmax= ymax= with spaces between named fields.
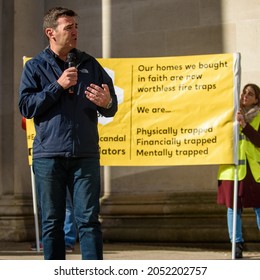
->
xmin=66 ymin=52 xmax=76 ymax=95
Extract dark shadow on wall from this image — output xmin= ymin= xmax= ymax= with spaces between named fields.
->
xmin=108 ymin=0 xmax=223 ymax=57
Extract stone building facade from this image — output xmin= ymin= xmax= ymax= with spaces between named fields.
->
xmin=0 ymin=0 xmax=260 ymax=244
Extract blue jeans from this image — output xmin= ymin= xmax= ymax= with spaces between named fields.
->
xmin=36 ymin=187 xmax=77 ymax=247
xmin=33 ymin=157 xmax=103 ymax=260
xmin=254 ymin=208 xmax=260 ymax=230
xmin=227 ymin=207 xmax=260 ymax=243
xmin=64 ymin=188 xmax=77 ymax=247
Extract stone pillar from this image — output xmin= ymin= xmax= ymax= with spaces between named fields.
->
xmin=0 ymin=0 xmax=44 ymax=241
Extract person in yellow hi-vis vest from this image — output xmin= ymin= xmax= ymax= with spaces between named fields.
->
xmin=217 ymin=83 xmax=260 ymax=259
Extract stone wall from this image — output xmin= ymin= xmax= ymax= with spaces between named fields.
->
xmin=0 ymin=0 xmax=259 ymax=243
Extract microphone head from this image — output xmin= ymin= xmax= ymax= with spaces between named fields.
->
xmin=66 ymin=52 xmax=76 ymax=65
xmin=66 ymin=52 xmax=77 ymax=95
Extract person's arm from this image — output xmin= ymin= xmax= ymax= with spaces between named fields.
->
xmin=241 ymin=123 xmax=260 ymax=147
xmin=237 ymin=110 xmax=260 ymax=147
xmin=18 ymin=60 xmax=64 ymax=119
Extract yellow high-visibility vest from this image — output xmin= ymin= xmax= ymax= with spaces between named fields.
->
xmin=218 ymin=112 xmax=260 ymax=182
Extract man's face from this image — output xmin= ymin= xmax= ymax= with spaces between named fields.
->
xmin=51 ymin=16 xmax=78 ymax=51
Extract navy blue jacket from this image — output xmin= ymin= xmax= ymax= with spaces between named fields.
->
xmin=19 ymin=47 xmax=118 ymax=159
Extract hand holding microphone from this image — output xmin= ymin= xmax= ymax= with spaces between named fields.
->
xmin=57 ymin=52 xmax=78 ymax=94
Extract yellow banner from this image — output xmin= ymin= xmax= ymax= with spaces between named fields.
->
xmin=25 ymin=118 xmax=35 ymax=166
xmin=23 ymin=53 xmax=240 ymax=166
xmin=98 ymin=53 xmax=240 ymax=166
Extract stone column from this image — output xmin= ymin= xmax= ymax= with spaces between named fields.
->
xmin=0 ymin=0 xmax=44 ymax=241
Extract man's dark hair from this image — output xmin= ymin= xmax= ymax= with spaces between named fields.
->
xmin=43 ymin=7 xmax=77 ymax=31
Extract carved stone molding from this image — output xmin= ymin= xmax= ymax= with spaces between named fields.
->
xmin=0 ymin=195 xmax=35 ymax=241
xmin=100 ymin=192 xmax=259 ymax=244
